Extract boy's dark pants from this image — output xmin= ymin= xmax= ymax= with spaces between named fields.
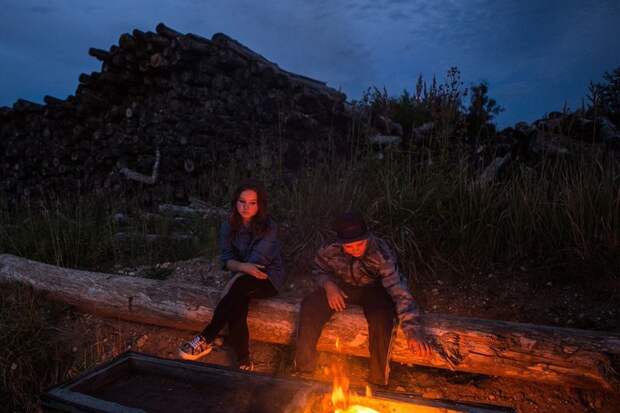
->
xmin=294 ymin=282 xmax=395 ymax=385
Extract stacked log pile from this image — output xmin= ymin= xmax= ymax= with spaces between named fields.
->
xmin=0 ymin=23 xmax=352 ymax=205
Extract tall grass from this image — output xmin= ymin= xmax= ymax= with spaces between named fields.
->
xmin=0 ymin=284 xmax=73 ymax=411
xmin=271 ymin=146 xmax=620 ymax=282
xmin=1 ymin=139 xmax=617 ymax=280
xmin=183 ymin=133 xmax=620 ymax=281
xmin=0 ymin=195 xmax=116 ymax=269
xmin=0 ymin=194 xmax=218 ymax=271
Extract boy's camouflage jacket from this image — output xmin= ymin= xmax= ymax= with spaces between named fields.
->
xmin=313 ymin=234 xmax=421 ymax=338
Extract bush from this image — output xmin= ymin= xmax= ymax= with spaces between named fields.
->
xmin=587 ymin=67 xmax=620 ymax=125
xmin=359 ymin=67 xmax=504 ymax=146
xmin=465 ymin=81 xmax=504 ymax=143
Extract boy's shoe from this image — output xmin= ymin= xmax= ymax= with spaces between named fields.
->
xmin=178 ymin=335 xmax=213 ymax=360
xmin=289 ymin=369 xmax=314 ymax=380
xmin=291 ymin=359 xmax=314 ymax=375
xmin=367 ymin=377 xmax=389 ymax=392
xmin=238 ymin=356 xmax=254 ymax=371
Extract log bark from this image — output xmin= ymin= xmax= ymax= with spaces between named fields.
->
xmin=12 ymin=99 xmax=43 ymax=112
xmin=156 ymin=22 xmax=182 ymax=40
xmin=43 ymin=95 xmax=66 ymax=106
xmin=1 ymin=253 xmax=619 ymax=392
xmin=88 ymin=48 xmax=111 ymax=62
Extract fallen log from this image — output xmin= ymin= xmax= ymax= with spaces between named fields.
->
xmin=1 ymin=254 xmax=619 ymax=392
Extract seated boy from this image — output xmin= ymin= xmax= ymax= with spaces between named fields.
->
xmin=294 ymin=211 xmax=430 ymax=385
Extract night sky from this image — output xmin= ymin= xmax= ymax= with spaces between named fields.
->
xmin=1 ymin=0 xmax=619 ymax=128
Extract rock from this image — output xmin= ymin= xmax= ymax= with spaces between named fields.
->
xmin=575 ymin=116 xmax=596 ymax=139
xmin=374 ymin=115 xmax=392 ymax=135
xmin=368 ymin=134 xmax=401 ymax=146
xmin=391 ymin=121 xmax=403 ymax=136
xmin=422 ymin=389 xmax=442 ymax=399
xmin=473 ymin=153 xmax=512 ymax=187
xmin=136 ymin=334 xmax=149 ymax=348
xmin=534 ymin=116 xmax=563 ymax=134
xmin=515 ymin=121 xmax=531 ymax=132
xmin=530 ymin=131 xmax=569 ymax=156
xmin=593 ymin=397 xmax=603 ymax=409
xmin=113 ymin=212 xmax=129 ymax=226
xmin=411 ymin=122 xmax=434 ymax=144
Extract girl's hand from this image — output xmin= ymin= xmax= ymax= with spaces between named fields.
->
xmin=240 ymin=263 xmax=268 ymax=279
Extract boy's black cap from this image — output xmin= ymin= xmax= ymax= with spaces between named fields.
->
xmin=332 ymin=211 xmax=369 ymax=244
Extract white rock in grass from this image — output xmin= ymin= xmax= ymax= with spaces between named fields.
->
xmin=369 ymin=134 xmax=401 ymax=146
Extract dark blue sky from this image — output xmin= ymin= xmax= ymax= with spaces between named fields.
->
xmin=1 ymin=0 xmax=619 ymax=128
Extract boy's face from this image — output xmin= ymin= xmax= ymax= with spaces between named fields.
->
xmin=342 ymin=239 xmax=368 ymax=258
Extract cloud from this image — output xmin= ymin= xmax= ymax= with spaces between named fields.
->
xmin=27 ymin=5 xmax=56 ymax=14
xmin=1 ymin=0 xmax=619 ymax=127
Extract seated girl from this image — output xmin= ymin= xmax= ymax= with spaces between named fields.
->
xmin=179 ymin=179 xmax=284 ymax=370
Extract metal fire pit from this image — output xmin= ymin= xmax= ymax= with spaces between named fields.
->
xmin=41 ymin=352 xmax=513 ymax=413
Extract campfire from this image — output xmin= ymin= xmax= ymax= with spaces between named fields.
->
xmin=327 ymin=364 xmax=377 ymax=413
xmin=317 ymin=338 xmax=379 ymax=413
xmin=41 ymin=352 xmax=512 ymax=412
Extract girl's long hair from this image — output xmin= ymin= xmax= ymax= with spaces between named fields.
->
xmin=228 ymin=179 xmax=271 ymax=239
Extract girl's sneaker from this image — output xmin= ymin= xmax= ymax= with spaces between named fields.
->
xmin=178 ymin=335 xmax=213 ymax=360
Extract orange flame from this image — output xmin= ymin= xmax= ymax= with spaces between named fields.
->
xmin=331 ymin=362 xmax=350 ymax=410
xmin=330 ymin=337 xmax=378 ymax=413
xmin=336 ymin=406 xmax=380 ymax=413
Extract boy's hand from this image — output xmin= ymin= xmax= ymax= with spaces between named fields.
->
xmin=240 ymin=263 xmax=268 ymax=279
xmin=407 ymin=333 xmax=432 ymax=358
xmin=324 ymin=280 xmax=348 ymax=312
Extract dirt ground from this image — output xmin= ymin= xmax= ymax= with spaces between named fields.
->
xmin=50 ymin=256 xmax=619 ymax=413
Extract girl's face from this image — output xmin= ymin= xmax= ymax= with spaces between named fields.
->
xmin=236 ymin=189 xmax=259 ymax=223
